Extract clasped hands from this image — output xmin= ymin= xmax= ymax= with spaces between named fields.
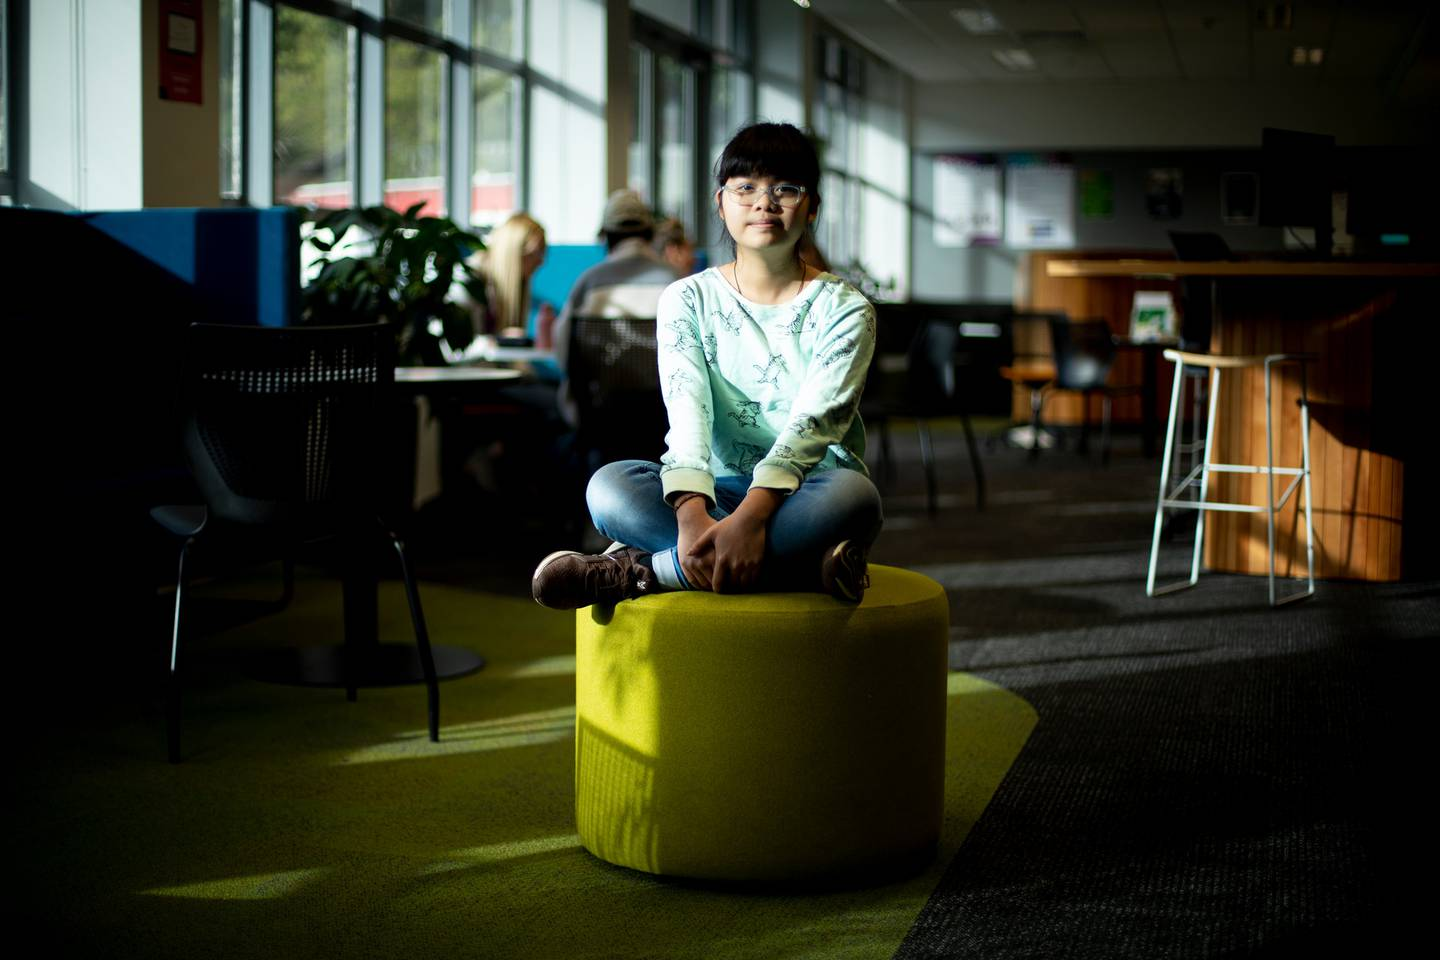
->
xmin=675 ymin=488 xmax=784 ymax=593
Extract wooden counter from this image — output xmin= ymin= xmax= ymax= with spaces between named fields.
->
xmin=1043 ymin=257 xmax=1439 ymax=582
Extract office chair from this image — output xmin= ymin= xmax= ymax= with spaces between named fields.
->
xmin=151 ymin=322 xmax=441 ymax=763
xmin=1004 ymin=314 xmax=1138 ymax=464
xmin=566 ymin=315 xmax=668 ymax=469
xmin=862 ymin=304 xmax=986 ymax=512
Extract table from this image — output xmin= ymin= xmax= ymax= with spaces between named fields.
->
xmin=394 ymin=364 xmax=524 ymax=387
xmin=1046 ymin=258 xmax=1440 ymax=581
xmin=258 ymin=366 xmax=530 ymax=687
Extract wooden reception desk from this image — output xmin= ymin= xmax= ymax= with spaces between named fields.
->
xmin=1045 ymin=257 xmax=1440 ymax=582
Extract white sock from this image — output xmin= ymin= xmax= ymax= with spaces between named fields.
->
xmin=650 ymin=548 xmax=693 ymax=590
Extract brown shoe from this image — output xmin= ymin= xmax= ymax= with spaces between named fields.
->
xmin=820 ymin=540 xmax=870 ymax=602
xmin=532 ymin=546 xmax=655 ymax=609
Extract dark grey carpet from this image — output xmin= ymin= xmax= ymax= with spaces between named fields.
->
xmin=864 ymin=424 xmax=1435 ymax=959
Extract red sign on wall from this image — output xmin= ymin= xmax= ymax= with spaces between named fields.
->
xmin=159 ymin=0 xmax=203 ymax=104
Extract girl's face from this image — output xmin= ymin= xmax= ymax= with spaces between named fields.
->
xmin=715 ymin=175 xmax=817 ymax=256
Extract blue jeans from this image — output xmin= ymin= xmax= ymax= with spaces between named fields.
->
xmin=586 ymin=460 xmax=883 ymax=590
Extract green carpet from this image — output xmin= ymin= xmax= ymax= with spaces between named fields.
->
xmin=20 ymin=572 xmax=1035 ymax=959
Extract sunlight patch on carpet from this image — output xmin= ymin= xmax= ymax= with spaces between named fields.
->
xmin=422 ymin=834 xmax=584 ymax=875
xmin=337 ymin=705 xmax=576 ymax=764
xmin=139 ymin=867 xmax=328 ymax=901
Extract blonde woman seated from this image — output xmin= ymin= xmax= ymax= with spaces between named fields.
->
xmin=446 ymin=212 xmax=555 ymax=362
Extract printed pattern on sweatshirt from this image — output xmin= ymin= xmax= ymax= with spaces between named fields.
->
xmin=655 ymin=267 xmax=875 ymax=499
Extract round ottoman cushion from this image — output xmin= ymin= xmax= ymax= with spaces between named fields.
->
xmin=574 ymin=564 xmax=949 ymax=882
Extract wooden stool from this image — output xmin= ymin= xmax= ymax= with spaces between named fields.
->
xmin=573 ymin=564 xmax=949 ymax=882
xmin=1146 ymin=350 xmax=1316 ymax=606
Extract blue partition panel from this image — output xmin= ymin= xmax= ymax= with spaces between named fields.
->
xmin=530 ymin=243 xmax=606 ymax=319
xmin=78 ymin=207 xmax=300 ymax=327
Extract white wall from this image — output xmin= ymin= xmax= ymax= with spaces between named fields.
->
xmin=26 ymin=0 xmax=144 ymax=209
xmin=914 ymin=80 xmax=1435 ymax=151
xmin=142 ymin=0 xmax=221 ymax=207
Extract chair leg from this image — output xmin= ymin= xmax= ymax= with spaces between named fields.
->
xmin=168 ymin=537 xmax=196 ymax=764
xmin=879 ymin=417 xmax=895 ymax=490
xmin=1078 ymin=391 xmax=1092 ymax=455
xmin=917 ymin=418 xmax=937 ymax=516
xmin=1028 ymin=387 xmax=1044 ymax=460
xmin=391 ymin=532 xmax=440 ymax=743
xmin=1147 ymin=360 xmax=1191 ymax=597
xmin=280 ymin=554 xmax=296 ymax=609
xmin=1100 ymin=393 xmax=1113 ymax=467
xmin=959 ymin=411 xmax=985 ymax=511
xmin=1189 ymin=368 xmax=1221 ymax=586
xmin=1265 ymin=361 xmax=1278 ymax=607
xmin=1267 ymin=358 xmax=1316 ymax=607
xmin=1299 ymin=365 xmax=1316 ymax=599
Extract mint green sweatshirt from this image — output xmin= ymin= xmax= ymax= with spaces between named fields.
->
xmin=656 ymin=267 xmax=876 ymax=505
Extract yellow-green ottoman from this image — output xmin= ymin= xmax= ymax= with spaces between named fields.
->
xmin=575 ymin=563 xmax=949 ymax=882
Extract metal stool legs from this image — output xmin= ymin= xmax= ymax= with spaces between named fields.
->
xmin=1264 ymin=356 xmax=1316 ymax=605
xmin=1146 ymin=351 xmax=1315 ymax=606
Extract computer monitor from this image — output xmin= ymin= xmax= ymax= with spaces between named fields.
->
xmin=1259 ymin=127 xmax=1335 ymax=254
xmin=1168 ymin=231 xmax=1233 ymax=262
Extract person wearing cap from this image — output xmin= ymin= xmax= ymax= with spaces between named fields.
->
xmin=552 ymin=189 xmax=682 ymax=428
xmin=653 ymin=217 xmax=698 ymax=277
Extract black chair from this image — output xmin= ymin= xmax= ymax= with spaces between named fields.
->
xmin=1050 ymin=314 xmax=1141 ymax=465
xmin=151 ymin=323 xmax=445 ymax=763
xmin=1005 ymin=314 xmax=1138 ymax=464
xmin=567 ymin=315 xmax=668 ymax=468
xmin=862 ymin=304 xmax=986 ymax=512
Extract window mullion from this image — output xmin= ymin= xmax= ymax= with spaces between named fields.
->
xmin=355 ymin=0 xmax=383 ymax=206
xmin=246 ymin=0 xmax=273 ymax=205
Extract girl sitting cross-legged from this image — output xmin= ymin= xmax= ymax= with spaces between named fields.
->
xmin=531 ymin=122 xmax=882 ymax=608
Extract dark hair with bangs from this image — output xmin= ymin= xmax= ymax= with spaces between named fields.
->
xmin=714 ymin=122 xmax=821 ymax=201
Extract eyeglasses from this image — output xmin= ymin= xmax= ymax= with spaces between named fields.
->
xmin=721 ymin=182 xmax=808 ymax=208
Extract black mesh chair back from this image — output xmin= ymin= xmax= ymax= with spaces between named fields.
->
xmin=906 ymin=316 xmax=962 ymax=409
xmin=567 ymin=315 xmax=667 ymax=463
xmin=1049 ymin=315 xmax=1116 ymax=392
xmin=155 ymin=322 xmax=449 ymax=764
xmin=180 ymin=323 xmax=394 ymax=529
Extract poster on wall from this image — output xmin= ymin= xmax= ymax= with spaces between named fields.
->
xmin=1078 ymin=170 xmax=1114 ymax=220
xmin=1146 ymin=168 xmax=1183 ymax=219
xmin=1004 ymin=161 xmax=1075 ymax=248
xmin=933 ymin=155 xmax=1002 ymax=247
xmin=159 ymin=0 xmax=203 ymax=104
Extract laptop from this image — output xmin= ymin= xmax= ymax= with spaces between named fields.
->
xmin=1168 ymin=231 xmax=1234 ymax=261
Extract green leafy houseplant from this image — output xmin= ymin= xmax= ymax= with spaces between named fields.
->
xmin=299 ymin=203 xmax=487 ymax=365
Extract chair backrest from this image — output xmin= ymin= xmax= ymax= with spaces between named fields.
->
xmin=905 ymin=316 xmax=962 ymax=408
xmin=566 ymin=315 xmax=667 ymax=462
xmin=867 ymin=301 xmax=1019 ymax=416
xmin=1047 ymin=314 xmax=1116 ymax=391
xmin=180 ymin=323 xmax=394 ymax=527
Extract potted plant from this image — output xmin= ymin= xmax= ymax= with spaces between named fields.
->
xmin=299 ymin=203 xmax=487 ymax=365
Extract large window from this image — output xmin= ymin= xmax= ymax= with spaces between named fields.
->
xmin=1 ymin=0 xmax=10 ymax=203
xmin=274 ymin=4 xmax=354 ymax=209
xmin=230 ymin=0 xmax=536 ymax=228
xmin=474 ymin=0 xmax=518 ymax=58
xmin=472 ymin=64 xmax=516 ymax=226
xmin=471 ymin=0 xmax=523 ymax=227
xmin=385 ymin=37 xmax=446 ymax=214
xmin=812 ymin=28 xmax=910 ymax=298
xmin=219 ymin=0 xmax=243 ymax=200
xmin=631 ymin=3 xmax=756 ymax=245
xmin=656 ymin=53 xmax=695 ymax=228
xmin=390 ymin=0 xmax=444 ymax=33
